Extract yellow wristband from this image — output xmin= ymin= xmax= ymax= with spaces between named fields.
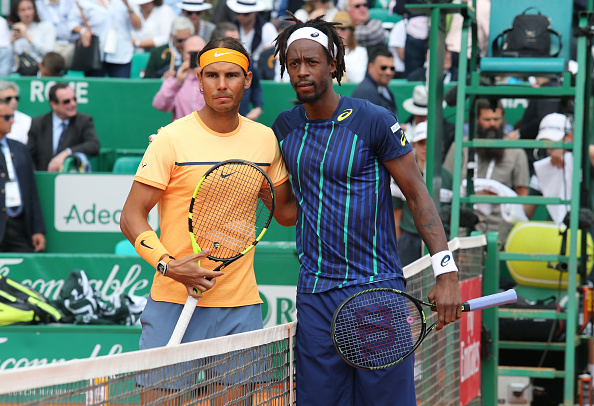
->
xmin=134 ymin=230 xmax=169 ymax=268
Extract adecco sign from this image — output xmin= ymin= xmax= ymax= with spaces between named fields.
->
xmin=54 ymin=174 xmax=159 ymax=232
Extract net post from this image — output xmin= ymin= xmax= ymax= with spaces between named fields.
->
xmin=481 ymin=231 xmax=500 ymax=406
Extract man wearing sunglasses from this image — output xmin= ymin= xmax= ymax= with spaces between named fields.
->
xmin=0 ymin=99 xmax=46 ymax=253
xmin=27 ymin=83 xmax=100 ymax=172
xmin=144 ymin=16 xmax=195 ymax=79
xmin=179 ymin=0 xmax=215 ymax=42
xmin=0 ymin=81 xmax=31 ymax=146
xmin=352 ymin=46 xmax=397 ymax=115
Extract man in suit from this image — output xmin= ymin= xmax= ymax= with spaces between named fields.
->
xmin=28 ymin=83 xmax=100 ymax=172
xmin=0 ymin=99 xmax=45 ymax=252
xmin=352 ymin=46 xmax=397 ymax=115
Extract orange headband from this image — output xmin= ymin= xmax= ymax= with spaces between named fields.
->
xmin=199 ymin=48 xmax=249 ymax=72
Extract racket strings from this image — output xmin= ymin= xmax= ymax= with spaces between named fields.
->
xmin=333 ymin=291 xmax=424 ymax=369
xmin=191 ymin=163 xmax=273 ymax=259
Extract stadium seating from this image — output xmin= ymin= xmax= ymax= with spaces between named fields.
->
xmin=112 ymin=156 xmax=143 ymax=174
xmin=130 ymin=53 xmax=151 ymax=79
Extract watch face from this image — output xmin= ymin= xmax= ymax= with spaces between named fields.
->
xmin=157 ymin=261 xmax=167 ymax=275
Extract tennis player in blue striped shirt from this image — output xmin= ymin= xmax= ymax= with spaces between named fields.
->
xmin=272 ymin=15 xmax=463 ymax=405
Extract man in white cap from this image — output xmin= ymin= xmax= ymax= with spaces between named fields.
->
xmin=227 ymin=0 xmax=277 ymax=65
xmin=272 ymin=15 xmax=462 ymax=406
xmin=179 ymin=0 xmax=215 ymax=42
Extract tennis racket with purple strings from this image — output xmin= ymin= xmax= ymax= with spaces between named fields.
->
xmin=331 ymin=288 xmax=517 ymax=369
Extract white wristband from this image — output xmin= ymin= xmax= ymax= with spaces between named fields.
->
xmin=430 ymin=250 xmax=458 ymax=278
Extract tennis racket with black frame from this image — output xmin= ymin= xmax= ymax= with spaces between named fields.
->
xmin=167 ymin=159 xmax=275 ymax=346
xmin=331 ymin=288 xmax=517 ymax=369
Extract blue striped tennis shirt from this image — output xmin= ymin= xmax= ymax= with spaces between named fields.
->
xmin=272 ymin=97 xmax=413 ymax=294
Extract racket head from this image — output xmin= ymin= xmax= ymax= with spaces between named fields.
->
xmin=188 ymin=159 xmax=275 ymax=261
xmin=331 ymin=288 xmax=427 ymax=370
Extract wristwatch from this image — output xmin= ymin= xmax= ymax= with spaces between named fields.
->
xmin=156 ymin=256 xmax=175 ymax=276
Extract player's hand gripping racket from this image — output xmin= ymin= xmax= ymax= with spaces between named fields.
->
xmin=167 ymin=159 xmax=275 ymax=346
xmin=331 ymin=288 xmax=517 ymax=369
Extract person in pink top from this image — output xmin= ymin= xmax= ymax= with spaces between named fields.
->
xmin=152 ymin=35 xmax=206 ymax=121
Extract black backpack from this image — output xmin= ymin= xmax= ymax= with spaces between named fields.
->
xmin=492 ymin=7 xmax=562 ymax=58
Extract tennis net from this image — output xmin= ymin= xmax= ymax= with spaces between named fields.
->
xmin=0 ymin=235 xmax=486 ymax=406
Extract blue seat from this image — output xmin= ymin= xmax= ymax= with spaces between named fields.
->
xmin=115 ymin=239 xmax=138 ymax=256
xmin=480 ymin=0 xmax=572 ymax=74
xmin=131 ymin=52 xmax=151 ymax=79
xmin=112 ymin=156 xmax=142 ymax=173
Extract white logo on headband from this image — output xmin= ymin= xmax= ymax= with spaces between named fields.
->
xmin=286 ymin=27 xmax=337 ymax=57
xmin=214 ymin=51 xmax=233 ymax=57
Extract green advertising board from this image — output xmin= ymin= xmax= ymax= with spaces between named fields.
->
xmin=0 ymin=246 xmax=299 ymax=371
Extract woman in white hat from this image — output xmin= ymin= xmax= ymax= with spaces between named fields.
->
xmin=226 ymin=0 xmax=277 ymax=65
xmin=130 ymin=0 xmax=177 ymax=51
xmin=178 ymin=0 xmax=215 ymax=42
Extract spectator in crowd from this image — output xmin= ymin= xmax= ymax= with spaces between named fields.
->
xmin=180 ymin=0 xmax=215 ymax=42
xmin=228 ymin=0 xmax=278 ymax=65
xmin=294 ymin=0 xmax=337 ymax=22
xmin=39 ymin=51 xmax=65 ymax=76
xmin=400 ymin=84 xmax=455 ymax=158
xmin=0 ymin=17 xmax=12 ymax=76
xmin=443 ymin=99 xmax=530 ymax=244
xmin=505 ymin=75 xmax=570 ymax=175
xmin=0 ymin=81 xmax=31 ymax=145
xmin=393 ymin=0 xmax=429 ymax=77
xmin=28 ymin=82 xmax=100 ymax=172
xmin=333 ymin=10 xmax=367 ymax=83
xmin=152 ymin=35 xmax=206 ymax=121
xmin=129 ymin=0 xmax=177 ymax=51
xmin=387 ymin=18 xmax=406 ymax=79
xmin=210 ymin=23 xmax=263 ymax=121
xmin=0 ymin=99 xmax=46 ymax=253
xmin=445 ymin=0 xmax=490 ymax=70
xmin=257 ymin=19 xmax=292 ymax=81
xmin=35 ymin=0 xmax=78 ymax=69
xmin=352 ymin=46 xmax=397 ymax=115
xmin=344 ymin=0 xmax=384 ymax=48
xmin=407 ymin=48 xmax=457 ymax=83
xmin=9 ymin=0 xmax=56 ymax=66
xmin=523 ymin=113 xmax=576 ymax=222
xmin=392 ymin=121 xmax=453 ymax=266
xmin=68 ymin=0 xmax=134 ymax=78
xmin=143 ymin=16 xmax=194 ymax=79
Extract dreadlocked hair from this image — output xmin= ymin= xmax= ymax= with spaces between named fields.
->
xmin=274 ymin=13 xmax=346 ymax=85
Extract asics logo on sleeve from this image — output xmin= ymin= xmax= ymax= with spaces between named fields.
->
xmin=214 ymin=51 xmax=233 ymax=57
xmin=400 ymin=133 xmax=406 ymax=146
xmin=140 ymin=240 xmax=153 ymax=249
xmin=441 ymin=255 xmax=451 ymax=267
xmin=337 ymin=109 xmax=353 ymax=121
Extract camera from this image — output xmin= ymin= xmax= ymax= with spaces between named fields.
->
xmin=189 ymin=51 xmax=198 ymax=69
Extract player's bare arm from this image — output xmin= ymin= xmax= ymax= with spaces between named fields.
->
xmin=120 ymin=181 xmax=223 ymax=298
xmin=384 ymin=153 xmax=463 ymax=330
xmin=273 ymin=179 xmax=297 ymax=226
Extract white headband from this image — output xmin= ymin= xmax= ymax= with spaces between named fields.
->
xmin=286 ymin=27 xmax=337 ymax=58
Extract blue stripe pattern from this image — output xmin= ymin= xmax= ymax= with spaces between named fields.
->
xmin=274 ymin=98 xmax=407 ymax=293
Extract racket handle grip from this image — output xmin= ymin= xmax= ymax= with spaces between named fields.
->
xmin=166 ymin=296 xmax=199 ymax=347
xmin=463 ymin=289 xmax=517 ymax=312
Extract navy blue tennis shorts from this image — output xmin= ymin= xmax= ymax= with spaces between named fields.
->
xmin=296 ymin=279 xmax=416 ymax=406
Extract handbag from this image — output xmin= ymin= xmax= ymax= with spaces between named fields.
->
xmin=15 ymin=52 xmax=39 ymax=76
xmin=492 ymin=7 xmax=562 ymax=58
xmin=70 ymin=2 xmax=103 ymax=72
